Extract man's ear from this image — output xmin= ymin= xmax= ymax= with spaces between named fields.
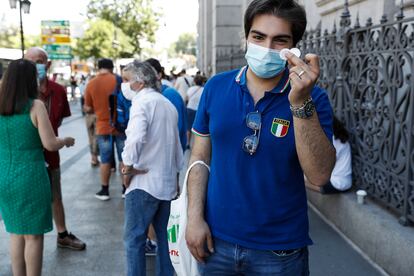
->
xmin=46 ymin=60 xmax=52 ymax=71
xmin=137 ymin=82 xmax=145 ymax=91
xmin=131 ymin=81 xmax=144 ymax=91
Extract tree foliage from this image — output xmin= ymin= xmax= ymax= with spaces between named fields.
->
xmin=0 ymin=26 xmax=20 ymax=48
xmin=73 ymin=19 xmax=134 ymax=60
xmin=173 ymin=33 xmax=197 ymax=56
xmin=87 ymin=0 xmax=159 ymax=55
xmin=74 ymin=20 xmax=117 ymax=60
xmin=0 ymin=25 xmax=41 ymax=49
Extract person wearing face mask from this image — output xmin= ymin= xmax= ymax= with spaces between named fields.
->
xmin=185 ymin=0 xmax=336 ymax=275
xmin=25 ymin=47 xmax=86 ymax=251
xmin=120 ymin=61 xmax=183 ymax=276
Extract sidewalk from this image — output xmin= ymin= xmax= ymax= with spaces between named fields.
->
xmin=0 ymin=102 xmax=383 ymax=275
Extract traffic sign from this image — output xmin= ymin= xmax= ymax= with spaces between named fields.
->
xmin=41 ymin=35 xmax=71 ymax=44
xmin=42 ymin=44 xmax=72 ymax=60
xmin=41 ymin=20 xmax=72 ymax=60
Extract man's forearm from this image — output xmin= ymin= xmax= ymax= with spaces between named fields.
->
xmin=187 ymin=135 xmax=211 ymax=220
xmin=187 ymin=161 xmax=209 ymax=220
xmin=294 ymin=113 xmax=335 ymax=186
xmin=83 ymin=105 xmax=93 ymax=113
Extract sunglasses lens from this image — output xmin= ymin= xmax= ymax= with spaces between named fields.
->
xmin=243 ymin=135 xmax=259 ymax=154
xmin=246 ymin=112 xmax=261 ymax=130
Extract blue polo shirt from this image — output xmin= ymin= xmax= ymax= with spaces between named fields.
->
xmin=162 ymin=85 xmax=187 ymax=151
xmin=192 ymin=66 xmax=333 ymax=250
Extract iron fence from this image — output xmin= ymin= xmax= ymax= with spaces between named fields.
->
xmin=215 ymin=1 xmax=414 ymax=225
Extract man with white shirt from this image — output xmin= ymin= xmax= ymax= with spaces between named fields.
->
xmin=174 ymin=69 xmax=194 ymax=102
xmin=120 ymin=60 xmax=183 ymax=276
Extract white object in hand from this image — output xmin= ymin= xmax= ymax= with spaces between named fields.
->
xmin=356 ymin=189 xmax=367 ymax=204
xmin=279 ymin=48 xmax=301 ymax=60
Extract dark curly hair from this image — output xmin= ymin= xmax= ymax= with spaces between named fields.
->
xmin=244 ymin=0 xmax=307 ymax=46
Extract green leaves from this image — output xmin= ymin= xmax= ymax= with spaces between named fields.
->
xmin=74 ymin=19 xmax=115 ymax=60
xmin=172 ymin=33 xmax=197 ymax=56
xmin=0 ymin=25 xmax=41 ymax=49
xmin=0 ymin=26 xmax=20 ymax=48
xmin=86 ymin=0 xmax=159 ymax=55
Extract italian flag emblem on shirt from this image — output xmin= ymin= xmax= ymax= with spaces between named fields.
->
xmin=271 ymin=118 xmax=290 ymax=138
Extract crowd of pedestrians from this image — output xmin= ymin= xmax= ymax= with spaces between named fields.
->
xmin=0 ymin=1 xmax=358 ymax=275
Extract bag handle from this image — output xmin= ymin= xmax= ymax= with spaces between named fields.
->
xmin=184 ymin=77 xmax=191 ymax=87
xmin=181 ymin=160 xmax=210 ymax=198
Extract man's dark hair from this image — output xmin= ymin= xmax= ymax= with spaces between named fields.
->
xmin=244 ymin=0 xmax=307 ymax=46
xmin=98 ymin=58 xmax=114 ymax=70
xmin=0 ymin=59 xmax=38 ymax=115
xmin=333 ymin=116 xmax=349 ymax=143
xmin=145 ymin=58 xmax=162 ymax=74
xmin=194 ymin=75 xmax=205 ymax=86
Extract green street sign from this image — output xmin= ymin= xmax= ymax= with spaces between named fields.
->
xmin=43 ymin=44 xmax=72 ymax=60
xmin=48 ymin=53 xmax=73 ymax=60
xmin=41 ymin=20 xmax=70 ymax=27
xmin=43 ymin=44 xmax=71 ymax=52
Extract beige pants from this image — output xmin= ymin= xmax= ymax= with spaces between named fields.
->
xmin=85 ymin=114 xmax=98 ymax=155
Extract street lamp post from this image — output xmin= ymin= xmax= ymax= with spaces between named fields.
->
xmin=9 ymin=0 xmax=31 ymax=58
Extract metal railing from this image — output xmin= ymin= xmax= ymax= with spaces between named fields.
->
xmin=215 ymin=0 xmax=414 ymax=225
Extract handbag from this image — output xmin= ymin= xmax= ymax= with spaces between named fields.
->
xmin=168 ymin=160 xmax=210 ymax=276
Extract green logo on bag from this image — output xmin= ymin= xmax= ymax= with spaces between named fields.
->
xmin=168 ymin=224 xmax=179 ymax=243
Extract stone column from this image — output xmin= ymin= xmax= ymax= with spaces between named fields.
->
xmin=211 ymin=0 xmax=244 ymax=75
xmin=197 ymin=0 xmax=213 ymax=76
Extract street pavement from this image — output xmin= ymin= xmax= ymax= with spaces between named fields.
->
xmin=0 ymin=101 xmax=384 ymax=276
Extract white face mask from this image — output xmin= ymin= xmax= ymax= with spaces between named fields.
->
xmin=121 ymin=82 xmax=137 ymax=101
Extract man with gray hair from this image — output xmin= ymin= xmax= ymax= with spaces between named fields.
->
xmin=121 ymin=61 xmax=183 ymax=276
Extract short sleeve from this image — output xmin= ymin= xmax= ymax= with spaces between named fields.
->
xmin=312 ymin=87 xmax=333 ymax=142
xmin=192 ymin=81 xmax=210 ymax=136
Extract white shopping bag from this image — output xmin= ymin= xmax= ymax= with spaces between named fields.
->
xmin=168 ymin=160 xmax=210 ymax=276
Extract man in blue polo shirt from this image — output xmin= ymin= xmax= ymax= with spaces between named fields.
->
xmin=146 ymin=58 xmax=187 ymax=151
xmin=186 ymin=0 xmax=336 ymax=275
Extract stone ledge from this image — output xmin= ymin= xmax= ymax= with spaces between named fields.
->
xmin=307 ymin=189 xmax=414 ymax=276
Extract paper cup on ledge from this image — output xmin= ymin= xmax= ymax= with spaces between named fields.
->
xmin=356 ymin=190 xmax=367 ymax=204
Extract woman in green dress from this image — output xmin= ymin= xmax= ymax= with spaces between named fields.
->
xmin=0 ymin=59 xmax=75 ymax=276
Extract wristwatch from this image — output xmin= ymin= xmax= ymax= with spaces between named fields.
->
xmin=290 ymin=97 xmax=315 ymax=119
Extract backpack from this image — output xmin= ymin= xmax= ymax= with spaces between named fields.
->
xmin=109 ymin=75 xmax=132 ymax=133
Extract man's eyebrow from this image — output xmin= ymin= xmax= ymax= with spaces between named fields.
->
xmin=250 ymin=30 xmax=292 ymax=40
xmin=250 ymin=30 xmax=267 ymax=37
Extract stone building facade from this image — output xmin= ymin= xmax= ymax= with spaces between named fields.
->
xmin=197 ymin=0 xmax=411 ymax=76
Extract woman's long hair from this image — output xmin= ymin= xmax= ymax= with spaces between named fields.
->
xmin=0 ymin=59 xmax=38 ymax=115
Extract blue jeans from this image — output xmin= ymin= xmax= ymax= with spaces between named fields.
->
xmin=198 ymin=238 xmax=309 ymax=275
xmin=124 ymin=189 xmax=174 ymax=276
xmin=96 ymin=134 xmax=126 ymax=164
